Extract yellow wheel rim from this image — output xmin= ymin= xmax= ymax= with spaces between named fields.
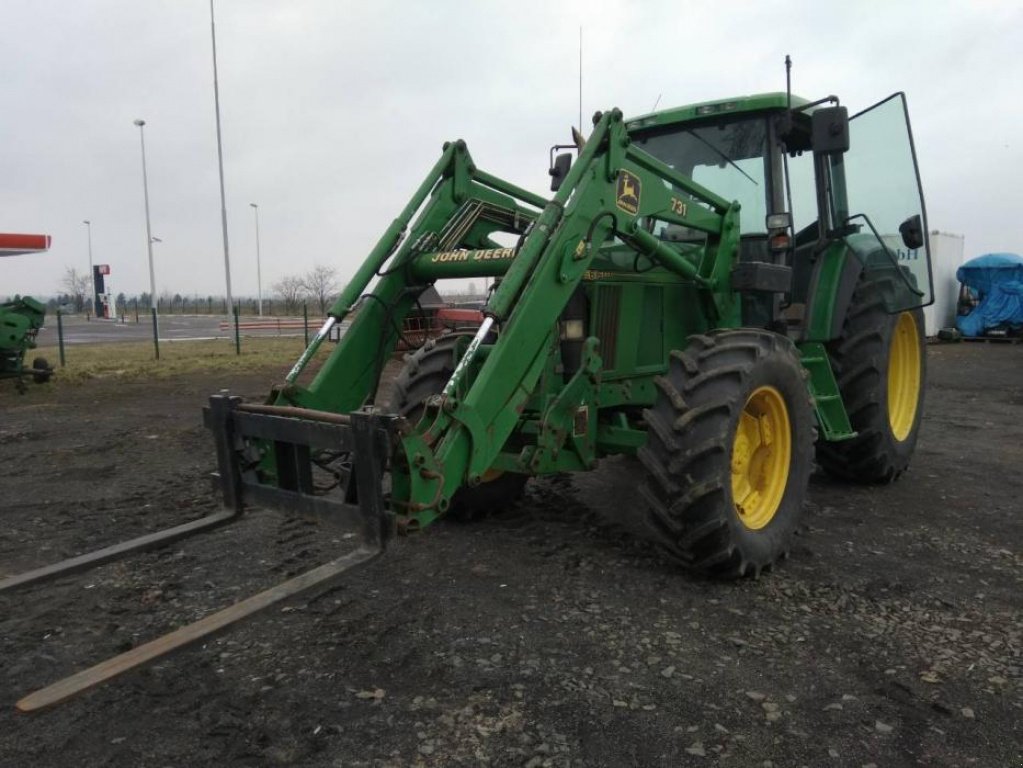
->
xmin=887 ymin=311 xmax=921 ymax=442
xmin=480 ymin=468 xmax=504 ymax=483
xmin=731 ymin=386 xmax=792 ymax=530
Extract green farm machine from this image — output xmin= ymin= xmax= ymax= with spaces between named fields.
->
xmin=5 ymin=82 xmax=933 ymax=711
xmin=0 ymin=295 xmax=53 ymax=392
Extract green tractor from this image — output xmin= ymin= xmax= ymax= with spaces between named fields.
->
xmin=220 ymin=89 xmax=929 ymax=574
xmin=8 ymin=86 xmax=933 ymax=711
xmin=0 ymin=295 xmax=53 ymax=392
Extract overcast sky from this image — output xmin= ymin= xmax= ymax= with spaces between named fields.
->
xmin=2 ymin=0 xmax=1020 ymax=300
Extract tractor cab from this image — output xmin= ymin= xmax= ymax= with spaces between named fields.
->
xmin=630 ymin=97 xmax=786 ymax=252
xmin=627 ymin=92 xmax=934 ymax=331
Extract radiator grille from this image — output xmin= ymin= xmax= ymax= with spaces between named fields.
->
xmin=637 ymin=286 xmax=664 ymax=367
xmin=594 ymin=285 xmax=621 ymax=370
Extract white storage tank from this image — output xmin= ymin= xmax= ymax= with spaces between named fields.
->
xmin=924 ymin=231 xmax=965 ymax=336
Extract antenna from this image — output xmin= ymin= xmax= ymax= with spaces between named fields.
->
xmin=578 ymin=27 xmax=583 ymax=131
xmin=785 ymin=54 xmax=792 ymax=112
xmin=651 ymin=93 xmax=662 ymax=112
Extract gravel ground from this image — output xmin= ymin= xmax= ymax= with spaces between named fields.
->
xmin=0 ymin=342 xmax=1020 ymax=767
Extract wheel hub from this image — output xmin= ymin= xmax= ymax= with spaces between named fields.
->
xmin=731 ymin=386 xmax=791 ymax=530
xmin=887 ymin=311 xmax=921 ymax=442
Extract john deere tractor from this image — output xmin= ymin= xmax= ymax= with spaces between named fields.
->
xmin=212 ymin=89 xmax=930 ymax=576
xmin=7 ymin=86 xmax=934 ymax=711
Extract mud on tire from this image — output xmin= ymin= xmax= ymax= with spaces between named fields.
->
xmin=816 ymin=270 xmax=926 ymax=483
xmin=389 ymin=333 xmax=527 ymax=519
xmin=637 ymin=329 xmax=815 ymax=578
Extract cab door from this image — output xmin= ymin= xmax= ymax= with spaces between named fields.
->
xmin=831 ymin=92 xmax=934 ymax=311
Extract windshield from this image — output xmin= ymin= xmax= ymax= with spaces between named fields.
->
xmin=635 ymin=118 xmax=769 ymax=236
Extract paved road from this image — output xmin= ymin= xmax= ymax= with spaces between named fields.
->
xmin=39 ymin=313 xmax=321 ymax=345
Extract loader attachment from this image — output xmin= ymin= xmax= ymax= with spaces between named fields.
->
xmin=16 ymin=546 xmax=380 ymax=713
xmin=13 ymin=395 xmax=396 ymax=712
xmin=0 ymin=509 xmax=237 ymax=594
xmin=203 ymin=392 xmax=396 ymax=549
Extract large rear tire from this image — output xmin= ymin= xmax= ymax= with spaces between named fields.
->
xmin=637 ymin=330 xmax=816 ymax=578
xmin=31 ymin=356 xmax=52 ymax=384
xmin=816 ymin=271 xmax=926 ymax=483
xmin=389 ymin=333 xmax=527 ymax=519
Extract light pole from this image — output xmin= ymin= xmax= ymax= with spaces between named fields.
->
xmin=134 ymin=119 xmax=158 ymax=313
xmin=249 ymin=203 xmax=262 ymax=316
xmin=210 ymin=0 xmax=233 ymax=316
xmin=150 ymin=236 xmax=162 ymax=312
xmin=82 ymin=220 xmax=94 ymax=315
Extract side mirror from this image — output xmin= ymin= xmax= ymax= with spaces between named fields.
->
xmin=811 ymin=106 xmax=849 ymax=156
xmin=549 ymin=152 xmax=572 ymax=191
xmin=899 ymin=214 xmax=924 ymax=250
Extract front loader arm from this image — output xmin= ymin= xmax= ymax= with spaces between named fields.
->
xmin=211 ymin=108 xmax=743 ymax=534
xmin=278 ymin=141 xmax=545 ymax=414
xmin=405 ymin=109 xmax=743 ymax=527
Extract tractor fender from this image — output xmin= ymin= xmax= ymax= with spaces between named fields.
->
xmin=802 ymin=242 xmax=863 ymax=342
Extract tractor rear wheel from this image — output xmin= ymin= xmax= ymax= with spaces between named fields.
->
xmin=816 ymin=271 xmax=926 ymax=483
xmin=637 ymin=330 xmax=815 ymax=578
xmin=389 ymin=333 xmax=527 ymax=519
xmin=32 ymin=357 xmax=52 ymax=384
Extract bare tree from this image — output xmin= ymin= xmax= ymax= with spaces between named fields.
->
xmin=272 ymin=274 xmax=305 ymax=315
xmin=158 ymin=289 xmax=175 ymax=312
xmin=302 ymin=265 xmax=340 ymax=316
xmin=59 ymin=267 xmax=92 ymax=313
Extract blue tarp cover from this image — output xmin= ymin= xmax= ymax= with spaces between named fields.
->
xmin=955 ymin=252 xmax=1023 ymax=337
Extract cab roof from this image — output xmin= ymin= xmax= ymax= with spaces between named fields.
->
xmin=626 ymin=92 xmax=810 ymax=131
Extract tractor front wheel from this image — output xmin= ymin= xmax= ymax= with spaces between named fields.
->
xmin=637 ymin=330 xmax=815 ymax=578
xmin=32 ymin=356 xmax=52 ymax=384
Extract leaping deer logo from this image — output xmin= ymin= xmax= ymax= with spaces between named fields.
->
xmin=616 ymin=171 xmax=641 ymax=215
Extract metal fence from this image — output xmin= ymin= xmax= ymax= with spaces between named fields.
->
xmin=39 ymin=304 xmax=476 ymax=366
xmin=43 ymin=306 xmax=319 ymax=365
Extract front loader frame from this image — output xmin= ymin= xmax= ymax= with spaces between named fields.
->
xmin=270 ymin=109 xmax=751 ymax=531
xmin=6 ymin=110 xmax=756 ymax=708
xmin=206 ymin=394 xmax=395 ymax=548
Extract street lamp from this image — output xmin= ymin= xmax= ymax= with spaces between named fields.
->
xmin=249 ymin=203 xmax=262 ymax=316
xmin=82 ymin=220 xmax=94 ymax=315
xmin=210 ymin=0 xmax=233 ymax=317
xmin=134 ymin=118 xmax=158 ymax=313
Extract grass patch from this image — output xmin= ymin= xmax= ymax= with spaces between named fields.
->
xmin=28 ymin=337 xmax=324 ymax=385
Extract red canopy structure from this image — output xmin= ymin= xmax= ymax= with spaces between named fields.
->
xmin=0 ymin=233 xmax=51 ymax=257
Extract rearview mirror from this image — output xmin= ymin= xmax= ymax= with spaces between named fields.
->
xmin=899 ymin=214 xmax=924 ymax=250
xmin=811 ymin=106 xmax=849 ymax=156
xmin=549 ymin=153 xmax=572 ymax=191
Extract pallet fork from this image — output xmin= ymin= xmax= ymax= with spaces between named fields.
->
xmin=4 ymin=394 xmax=396 ymax=712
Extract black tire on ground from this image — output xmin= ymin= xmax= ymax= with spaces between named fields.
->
xmin=31 ymin=357 xmax=52 ymax=384
xmin=816 ymin=270 xmax=926 ymax=483
xmin=637 ymin=329 xmax=816 ymax=579
xmin=389 ymin=333 xmax=527 ymax=519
